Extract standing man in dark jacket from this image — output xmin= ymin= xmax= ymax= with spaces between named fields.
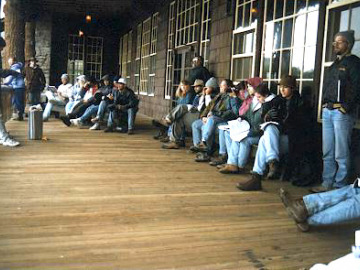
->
xmin=0 ymin=37 xmax=20 ymax=147
xmin=311 ymin=30 xmax=360 ymax=193
xmin=24 ymin=57 xmax=46 ymax=105
xmin=104 ymin=78 xmax=139 ymax=135
xmin=188 ymin=56 xmax=211 ymax=85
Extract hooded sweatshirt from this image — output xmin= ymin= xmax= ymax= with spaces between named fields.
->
xmin=4 ymin=62 xmax=25 ymax=89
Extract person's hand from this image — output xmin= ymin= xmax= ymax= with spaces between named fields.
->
xmin=202 ymin=117 xmax=208 ymax=124
xmin=207 ymin=111 xmax=213 ymax=117
xmin=107 ymin=94 xmax=114 ymax=100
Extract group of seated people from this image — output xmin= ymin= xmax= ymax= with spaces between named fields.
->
xmin=43 ymin=74 xmax=139 ymax=135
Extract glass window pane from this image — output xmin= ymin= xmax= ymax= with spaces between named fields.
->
xmin=244 ymin=3 xmax=250 ymax=27
xmin=271 ymin=51 xmax=280 ymax=79
xmin=237 ymin=5 xmax=243 ymax=28
xmin=283 ymin=19 xmax=293 ymax=48
xmin=308 ymin=0 xmax=320 ymax=12
xmin=286 ymin=0 xmax=295 ymax=16
xmin=340 ymin=9 xmax=349 ymax=31
xmin=275 ymin=0 xmax=284 ymax=19
xmin=303 ymin=46 xmax=316 ymax=78
xmin=350 ymin=6 xmax=360 ymax=39
xmin=281 ymin=50 xmax=291 ymax=77
xmin=296 ymin=0 xmax=306 ymax=13
xmin=293 ymin=14 xmax=306 ymax=47
xmin=274 ymin=21 xmax=282 ymax=50
xmin=233 ymin=57 xmax=253 ymax=81
xmin=266 ymin=0 xmax=274 ymax=22
xmin=251 ymin=0 xmax=259 ymax=24
xmin=306 ymin=11 xmax=319 ymax=46
xmin=270 ymin=81 xmax=278 ymax=94
xmin=263 ymin=23 xmax=274 ymax=54
xmin=291 ymin=47 xmax=304 ymax=77
xmin=262 ymin=53 xmax=271 ymax=79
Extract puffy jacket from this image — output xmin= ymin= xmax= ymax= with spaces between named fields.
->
xmin=4 ymin=62 xmax=25 ymax=89
xmin=200 ymin=93 xmax=240 ymax=121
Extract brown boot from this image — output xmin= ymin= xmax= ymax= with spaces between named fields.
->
xmin=267 ymin=159 xmax=279 ymax=179
xmin=219 ymin=164 xmax=239 ymax=174
xmin=236 ymin=173 xmax=262 ymax=191
xmin=279 ymin=188 xmax=308 ymax=223
xmin=209 ymin=155 xmax=227 ymax=166
xmin=217 ymin=164 xmax=226 ymax=169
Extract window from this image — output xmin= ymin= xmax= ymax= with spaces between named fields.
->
xmin=120 ymin=34 xmax=128 ymax=78
xmin=261 ymin=0 xmax=320 ymax=94
xmin=119 ymin=31 xmax=133 ymax=87
xmin=175 ymin=0 xmax=200 ymax=48
xmin=134 ymin=23 xmax=142 ymax=94
xmin=86 ymin=36 xmax=103 ymax=80
xmin=231 ymin=0 xmax=259 ymax=83
xmin=140 ymin=18 xmax=151 ymax=95
xmin=149 ymin=13 xmax=159 ymax=96
xmin=67 ymin=35 xmax=85 ymax=84
xmin=318 ymin=0 xmax=360 ymax=122
xmin=165 ymin=1 xmax=176 ymax=99
xmin=127 ymin=31 xmax=133 ymax=83
xmin=200 ymin=0 xmax=211 ymax=67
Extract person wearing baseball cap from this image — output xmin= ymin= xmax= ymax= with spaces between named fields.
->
xmin=311 ymin=30 xmax=360 ymax=193
xmin=0 ymin=37 xmax=21 ymax=147
xmin=104 ymin=77 xmax=139 ymax=135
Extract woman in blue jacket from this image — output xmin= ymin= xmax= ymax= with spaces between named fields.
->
xmin=4 ymin=57 xmax=25 ymax=121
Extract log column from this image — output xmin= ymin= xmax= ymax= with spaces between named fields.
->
xmin=25 ymin=21 xmax=36 ymax=61
xmin=2 ymin=0 xmax=25 ymax=68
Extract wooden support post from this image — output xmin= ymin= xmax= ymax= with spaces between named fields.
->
xmin=2 ymin=0 xmax=25 ymax=68
xmin=25 ymin=21 xmax=36 ymax=61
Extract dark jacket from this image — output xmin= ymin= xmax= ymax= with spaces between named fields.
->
xmin=188 ymin=66 xmax=211 ymax=85
xmin=92 ymin=85 xmax=113 ymax=105
xmin=200 ymin=93 xmax=240 ymax=121
xmin=24 ymin=65 xmax=46 ymax=92
xmin=113 ymin=87 xmax=139 ymax=110
xmin=322 ymin=54 xmax=360 ymax=113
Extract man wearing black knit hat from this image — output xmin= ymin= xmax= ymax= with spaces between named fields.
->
xmin=311 ymin=30 xmax=360 ymax=193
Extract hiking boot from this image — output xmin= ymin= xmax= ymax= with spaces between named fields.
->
xmin=127 ymin=129 xmax=134 ymax=135
xmin=89 ymin=123 xmax=100 ymax=130
xmin=219 ymin=164 xmax=239 ymax=174
xmin=159 ymin=136 xmax=170 ymax=143
xmin=153 ymin=130 xmax=166 ymax=140
xmin=236 ymin=173 xmax=262 ymax=191
xmin=197 ymin=141 xmax=207 ymax=152
xmin=279 ymin=188 xmax=308 ymax=223
xmin=267 ymin=159 xmax=279 ymax=180
xmin=309 ymin=185 xmax=332 ymax=193
xmin=91 ymin=116 xmax=100 ymax=123
xmin=2 ymin=137 xmax=20 ymax=147
xmin=209 ymin=155 xmax=227 ymax=166
xmin=296 ymin=222 xmax=310 ymax=232
xmin=104 ymin=126 xmax=114 ymax=133
xmin=189 ymin=144 xmax=201 ymax=153
xmin=217 ymin=164 xmax=226 ymax=169
xmin=159 ymin=117 xmax=172 ymax=127
xmin=60 ymin=116 xmax=71 ymax=127
xmin=195 ymin=152 xmax=211 ymax=162
xmin=162 ymin=141 xmax=184 ymax=149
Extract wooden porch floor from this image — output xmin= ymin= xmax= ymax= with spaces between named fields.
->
xmin=0 ymin=114 xmax=356 ymax=269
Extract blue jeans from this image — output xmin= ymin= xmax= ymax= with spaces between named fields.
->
xmin=218 ymin=128 xmax=232 ymax=155
xmin=65 ymin=100 xmax=76 ymax=115
xmin=80 ymin=104 xmax=99 ymax=123
xmin=43 ymin=92 xmax=66 ymax=119
xmin=192 ymin=116 xmax=224 ymax=148
xmin=108 ymin=107 xmax=137 ymax=130
xmin=304 ymin=185 xmax=360 ymax=225
xmin=228 ymin=136 xmax=260 ymax=168
xmin=322 ymin=108 xmax=354 ymax=189
xmin=29 ymin=91 xmax=41 ymax=106
xmin=12 ymin=88 xmax=25 ymax=115
xmin=253 ymin=125 xmax=289 ymax=175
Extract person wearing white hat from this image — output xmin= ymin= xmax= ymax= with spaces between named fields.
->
xmin=104 ymin=77 xmax=139 ymax=135
xmin=43 ymin=73 xmax=73 ymax=121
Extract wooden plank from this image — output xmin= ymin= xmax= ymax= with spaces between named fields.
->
xmin=0 ymin=115 xmax=356 ymax=269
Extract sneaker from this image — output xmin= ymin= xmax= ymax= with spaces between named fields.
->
xmin=104 ymin=127 xmax=114 ymax=133
xmin=91 ymin=117 xmax=100 ymax=123
xmin=60 ymin=116 xmax=71 ymax=127
xmin=236 ymin=173 xmax=262 ymax=191
xmin=2 ymin=137 xmax=20 ymax=147
xmin=89 ymin=123 xmax=100 ymax=130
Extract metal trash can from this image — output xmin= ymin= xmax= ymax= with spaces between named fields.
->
xmin=28 ymin=106 xmax=43 ymax=140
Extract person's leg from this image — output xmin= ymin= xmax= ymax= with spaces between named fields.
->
xmin=80 ymin=105 xmax=99 ymax=123
xmin=96 ymin=100 xmax=108 ymax=120
xmin=0 ymin=118 xmax=9 ymax=141
xmin=333 ymin=110 xmax=354 ymax=188
xmin=166 ymin=104 xmax=189 ymax=122
xmin=238 ymin=136 xmax=260 ymax=168
xmin=304 ymin=185 xmax=356 ymax=216
xmin=322 ymin=108 xmax=336 ymax=189
xmin=228 ymin=140 xmax=240 ymax=166
xmin=127 ymin=107 xmax=136 ymax=130
xmin=307 ymin=187 xmax=360 ymax=225
xmin=43 ymin=102 xmax=54 ymax=120
xmin=192 ymin=119 xmax=203 ymax=146
xmin=65 ymin=101 xmax=75 ymax=115
xmin=218 ymin=128 xmax=228 ymax=156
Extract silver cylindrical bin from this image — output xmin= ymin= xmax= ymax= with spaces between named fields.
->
xmin=28 ymin=109 xmax=43 ymax=140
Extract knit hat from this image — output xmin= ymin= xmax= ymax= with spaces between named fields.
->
xmin=192 ymin=79 xmax=204 ymax=87
xmin=101 ymin=74 xmax=110 ymax=81
xmin=76 ymin=75 xmax=87 ymax=82
xmin=61 ymin=73 xmax=69 ymax=80
xmin=279 ymin=75 xmax=297 ymax=89
xmin=335 ymin=30 xmax=355 ymax=50
xmin=246 ymin=77 xmax=263 ymax=88
xmin=205 ymin=77 xmax=218 ymax=88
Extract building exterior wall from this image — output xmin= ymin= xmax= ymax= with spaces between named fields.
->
xmin=35 ymin=16 xmax=52 ymax=84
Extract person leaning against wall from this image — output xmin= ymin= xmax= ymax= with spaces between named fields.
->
xmin=311 ymin=30 xmax=360 ymax=193
xmin=24 ymin=57 xmax=46 ymax=106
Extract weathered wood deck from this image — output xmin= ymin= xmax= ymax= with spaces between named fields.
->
xmin=0 ymin=114 xmax=356 ymax=269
